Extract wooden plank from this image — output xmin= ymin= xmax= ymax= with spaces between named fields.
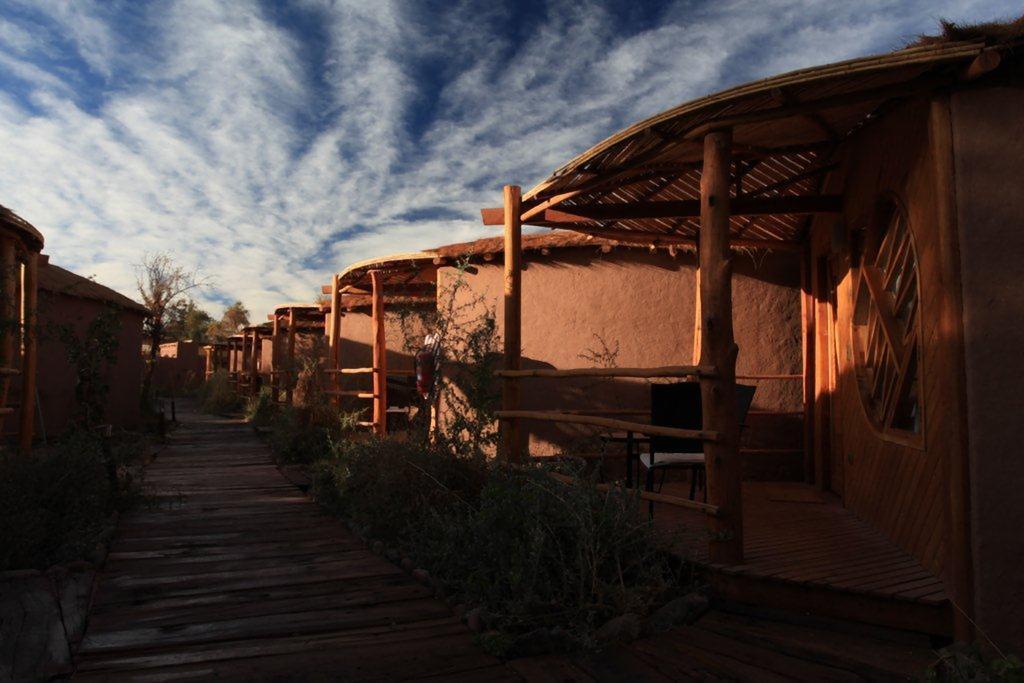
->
xmin=547 ymin=471 xmax=721 ymax=516
xmin=495 ymin=365 xmax=715 ymax=379
xmin=496 ymin=409 xmax=719 ymax=442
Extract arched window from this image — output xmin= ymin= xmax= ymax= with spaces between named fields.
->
xmin=851 ymin=197 xmax=923 ymax=442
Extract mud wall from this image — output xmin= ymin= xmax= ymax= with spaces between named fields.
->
xmin=436 ymin=247 xmax=803 ymax=476
xmin=36 ymin=294 xmax=145 ymax=435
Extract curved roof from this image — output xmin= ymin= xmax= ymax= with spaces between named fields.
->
xmin=0 ymin=205 xmax=45 ymax=251
xmin=39 ymin=261 xmax=149 ymax=315
xmin=505 ymin=40 xmax=1006 ymax=246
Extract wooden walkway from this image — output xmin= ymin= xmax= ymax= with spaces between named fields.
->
xmin=652 ymin=481 xmax=952 ymax=635
xmin=74 ymin=409 xmax=937 ymax=680
xmin=74 ymin=410 xmax=511 ymax=680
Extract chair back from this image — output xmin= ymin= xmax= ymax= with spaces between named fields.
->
xmin=650 ymin=382 xmax=757 ymax=453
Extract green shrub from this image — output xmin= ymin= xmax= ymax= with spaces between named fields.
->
xmin=312 ymin=439 xmax=689 ymax=651
xmin=268 ymin=404 xmax=335 ymax=465
xmin=0 ymin=430 xmax=148 ymax=570
xmin=245 ymin=386 xmax=275 ymax=428
xmin=198 ymin=368 xmax=240 ymax=415
xmin=926 ymin=643 xmax=1024 ymax=682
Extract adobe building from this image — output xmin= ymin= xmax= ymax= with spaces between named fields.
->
xmin=37 ymin=256 xmax=148 ymax=434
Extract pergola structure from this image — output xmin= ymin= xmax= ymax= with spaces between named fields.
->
xmin=267 ymin=303 xmax=326 ymax=406
xmin=225 ymin=325 xmax=272 ymax=397
xmin=201 ymin=342 xmax=228 ymax=381
xmin=0 ymin=205 xmax=43 ymax=453
xmin=482 ymin=40 xmax=1006 ymax=637
xmin=322 ymin=254 xmax=436 ymax=435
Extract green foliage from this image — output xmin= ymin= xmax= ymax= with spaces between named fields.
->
xmin=394 ymin=261 xmax=501 ymax=460
xmin=164 ymin=298 xmax=213 ymax=343
xmin=267 ymin=405 xmax=334 ymax=465
xmin=245 ymin=386 xmax=275 ymax=428
xmin=206 ymin=300 xmax=250 ymax=341
xmin=926 ymin=644 xmax=1024 ymax=682
xmin=0 ymin=430 xmax=149 ymax=570
xmin=50 ymin=305 xmax=122 ymax=429
xmin=198 ymin=368 xmax=241 ymax=415
xmin=312 ymin=442 xmax=688 ymax=650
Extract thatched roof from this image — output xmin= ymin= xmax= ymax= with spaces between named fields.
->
xmin=480 ymin=31 xmax=1017 ymax=247
xmin=39 ymin=259 xmax=149 ymax=315
xmin=0 ymin=205 xmax=44 ymax=251
xmin=912 ymin=15 xmax=1024 ymax=47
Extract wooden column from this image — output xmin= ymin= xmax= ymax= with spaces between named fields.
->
xmin=502 ymin=184 xmax=523 ymax=463
xmin=328 ymin=274 xmax=343 ymax=404
xmin=931 ymin=94 xmax=974 ymax=642
xmin=270 ymin=314 xmax=281 ymax=403
xmin=0 ymin=237 xmax=16 ymax=417
xmin=800 ymin=247 xmax=816 ymax=484
xmin=370 ymin=270 xmax=387 ymax=436
xmin=285 ymin=310 xmax=296 ymax=406
xmin=698 ymin=129 xmax=743 ymax=564
xmin=203 ymin=346 xmax=213 ymax=380
xmin=19 ymin=252 xmax=37 ymax=454
xmin=249 ymin=329 xmax=260 ymax=393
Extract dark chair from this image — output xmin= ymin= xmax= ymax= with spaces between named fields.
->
xmin=635 ymin=382 xmax=756 ymax=514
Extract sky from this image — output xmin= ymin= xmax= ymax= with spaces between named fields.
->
xmin=0 ymin=0 xmax=1016 ymax=317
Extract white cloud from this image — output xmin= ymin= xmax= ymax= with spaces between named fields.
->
xmin=0 ymin=0 xmax=1018 ymax=316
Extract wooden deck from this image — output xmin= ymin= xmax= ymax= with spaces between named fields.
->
xmin=73 ymin=409 xmax=939 ymax=680
xmin=651 ymin=480 xmax=953 ymax=635
xmin=74 ymin=411 xmax=511 ymax=680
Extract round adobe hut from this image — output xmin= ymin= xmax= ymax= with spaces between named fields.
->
xmin=0 ymin=205 xmax=44 ymax=453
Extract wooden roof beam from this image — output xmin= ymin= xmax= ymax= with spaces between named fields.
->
xmin=481 ymin=194 xmax=841 ymax=225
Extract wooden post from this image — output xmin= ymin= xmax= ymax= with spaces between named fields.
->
xmin=698 ymin=129 xmax=743 ymax=564
xmin=931 ymin=94 xmax=974 ymax=642
xmin=0 ymin=237 xmax=15 ymax=417
xmin=502 ymin=184 xmax=523 ymax=463
xmin=800 ymin=247 xmax=816 ymax=484
xmin=286 ymin=310 xmax=296 ymax=406
xmin=19 ymin=252 xmax=37 ymax=454
xmin=249 ymin=329 xmax=260 ymax=393
xmin=203 ymin=346 xmax=213 ymax=380
xmin=370 ymin=270 xmax=387 ymax=436
xmin=271 ymin=314 xmax=281 ymax=403
xmin=329 ymin=274 xmax=343 ymax=405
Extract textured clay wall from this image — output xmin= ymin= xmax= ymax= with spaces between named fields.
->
xmin=334 ymin=309 xmax=424 ymax=414
xmin=36 ymin=296 xmax=145 ymax=434
xmin=437 ymin=247 xmax=802 ymax=473
xmin=153 ymin=341 xmax=205 ymax=391
xmin=952 ymin=86 xmax=1024 ymax=649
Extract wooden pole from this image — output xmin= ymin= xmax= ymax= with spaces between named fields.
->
xmin=931 ymin=94 xmax=974 ymax=642
xmin=270 ymin=315 xmax=281 ymax=403
xmin=0 ymin=237 xmax=15 ymax=422
xmin=19 ymin=252 xmax=37 ymax=454
xmin=286 ymin=310 xmax=296 ymax=406
xmin=370 ymin=270 xmax=387 ymax=436
xmin=800 ymin=247 xmax=816 ymax=484
xmin=502 ymin=184 xmax=523 ymax=463
xmin=249 ymin=329 xmax=260 ymax=393
xmin=329 ymin=274 xmax=343 ymax=405
xmin=699 ymin=129 xmax=743 ymax=564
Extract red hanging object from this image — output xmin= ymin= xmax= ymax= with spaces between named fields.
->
xmin=415 ymin=347 xmax=435 ymax=398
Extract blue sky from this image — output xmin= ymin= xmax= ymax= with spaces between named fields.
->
xmin=0 ymin=0 xmax=1016 ymax=316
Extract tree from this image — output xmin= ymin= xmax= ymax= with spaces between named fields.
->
xmin=165 ymin=298 xmax=214 ymax=343
xmin=206 ymin=300 xmax=250 ymax=341
xmin=135 ymin=253 xmax=207 ymax=380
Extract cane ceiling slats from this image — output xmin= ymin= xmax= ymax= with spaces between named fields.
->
xmin=517 ymin=42 xmax=988 ymax=245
